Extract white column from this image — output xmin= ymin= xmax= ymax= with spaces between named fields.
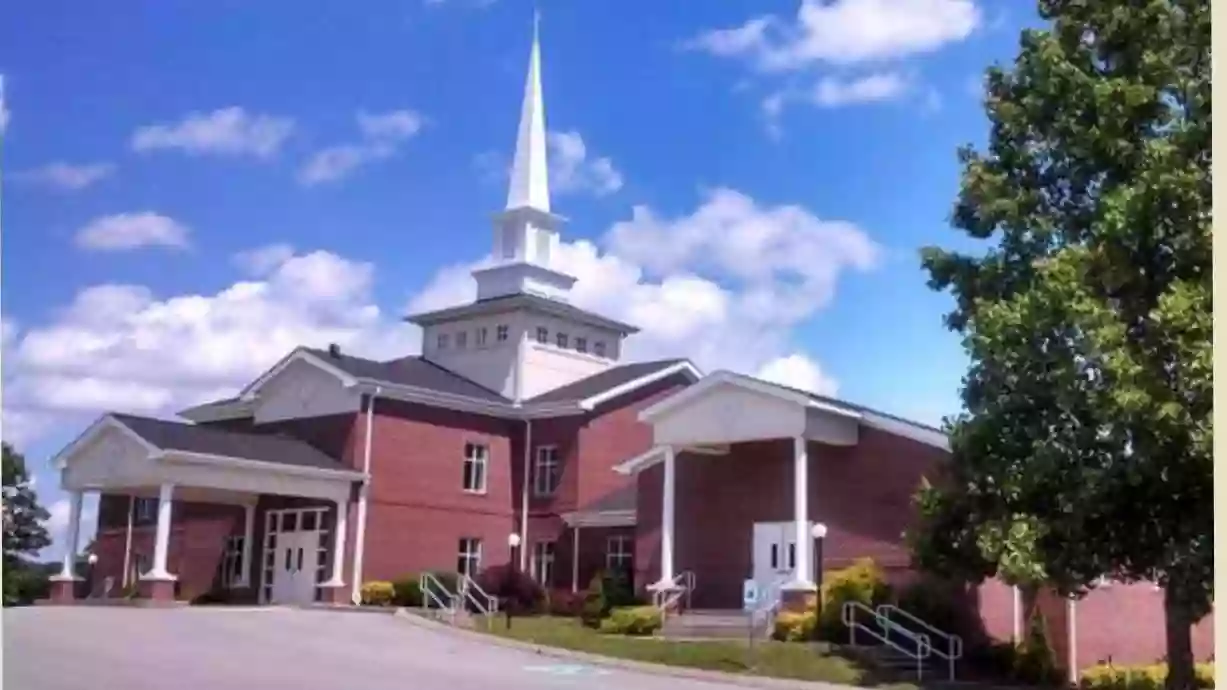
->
xmin=791 ymin=437 xmax=813 ymax=587
xmin=54 ymin=491 xmax=84 ymax=580
xmin=239 ymin=503 xmax=255 ymax=587
xmin=144 ymin=483 xmax=175 ymax=579
xmin=1012 ymin=585 xmax=1022 ymax=642
xmin=656 ymin=446 xmax=676 ymax=587
xmin=121 ymin=495 xmax=135 ymax=588
xmin=571 ymin=526 xmax=581 ymax=593
xmin=326 ymin=500 xmax=349 ymax=586
xmin=1067 ymin=597 xmax=1078 ymax=684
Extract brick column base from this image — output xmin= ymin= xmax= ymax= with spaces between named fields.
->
xmin=48 ymin=577 xmax=80 ymax=604
xmin=139 ymin=578 xmax=177 ymax=602
xmin=319 ymin=584 xmax=353 ymax=606
xmin=779 ymin=587 xmax=818 ymax=613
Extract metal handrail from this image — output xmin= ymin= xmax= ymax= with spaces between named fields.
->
xmin=877 ymin=604 xmax=963 ymax=681
xmin=652 ymin=570 xmax=696 ymax=617
xmin=419 ymin=573 xmax=458 ymax=624
xmin=457 ymin=574 xmax=499 ymax=618
xmin=842 ymin=601 xmax=933 ymax=682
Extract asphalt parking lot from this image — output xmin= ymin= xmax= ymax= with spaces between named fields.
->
xmin=3 ymin=607 xmax=793 ymax=690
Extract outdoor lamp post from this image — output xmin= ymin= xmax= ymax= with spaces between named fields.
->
xmin=505 ymin=533 xmax=522 ymax=629
xmin=86 ymin=553 xmax=99 ymax=599
xmin=811 ymin=523 xmax=828 ymax=621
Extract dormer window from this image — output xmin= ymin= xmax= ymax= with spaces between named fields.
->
xmin=477 ymin=327 xmax=488 ymax=347
xmin=594 ymin=341 xmax=606 ymax=357
xmin=438 ymin=333 xmax=449 ymax=350
xmin=536 ymin=327 xmax=548 ymax=344
xmin=456 ymin=331 xmax=468 ymax=349
xmin=555 ymin=332 xmax=569 ymax=349
xmin=575 ymin=337 xmax=588 ymax=354
xmin=496 ymin=325 xmax=509 ymax=342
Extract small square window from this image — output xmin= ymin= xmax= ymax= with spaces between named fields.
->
xmin=575 ymin=337 xmax=588 ymax=354
xmin=594 ymin=341 xmax=606 ymax=357
xmin=437 ymin=333 xmax=449 ymax=350
xmin=606 ymin=535 xmax=633 ymax=573
xmin=477 ymin=327 xmax=488 ymax=346
xmin=556 ymin=332 xmax=569 ymax=348
xmin=456 ymin=331 xmax=468 ymax=349
xmin=536 ymin=327 xmax=549 ymax=344
xmin=496 ymin=325 xmax=509 ymax=342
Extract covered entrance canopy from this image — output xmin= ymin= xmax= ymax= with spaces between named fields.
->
xmin=613 ymin=370 xmax=948 ymax=604
xmin=50 ymin=413 xmax=363 ymax=601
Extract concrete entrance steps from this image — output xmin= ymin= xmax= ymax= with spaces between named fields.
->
xmin=661 ymin=609 xmax=766 ymax=640
xmin=849 ymin=643 xmax=941 ymax=681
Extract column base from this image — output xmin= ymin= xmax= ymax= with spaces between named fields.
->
xmin=138 ymin=576 xmax=178 ymax=602
xmin=779 ymin=582 xmax=818 ymax=612
xmin=319 ymin=583 xmax=352 ymax=606
xmin=48 ymin=576 xmax=82 ymax=604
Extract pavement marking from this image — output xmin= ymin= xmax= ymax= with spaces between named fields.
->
xmin=522 ymin=663 xmax=614 ymax=677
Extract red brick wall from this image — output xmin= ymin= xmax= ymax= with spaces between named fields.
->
xmin=1074 ymin=583 xmax=1214 ymax=668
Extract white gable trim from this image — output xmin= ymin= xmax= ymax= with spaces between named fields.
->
xmin=579 ymin=361 xmax=702 ymax=411
xmin=156 ymin=449 xmax=366 ymax=481
xmin=50 ymin=414 xmax=160 ymax=471
xmin=238 ymin=348 xmax=358 ymax=401
xmin=637 ymin=370 xmax=814 ymax=424
xmin=612 ymin=445 xmax=668 ymax=476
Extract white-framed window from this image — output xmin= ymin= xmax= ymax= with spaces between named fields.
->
xmin=462 ymin=442 xmax=488 ymax=493
xmin=457 ymin=538 xmax=482 ymax=577
xmin=531 ymin=541 xmax=556 ymax=586
xmin=606 ymin=535 xmax=633 ymax=573
xmin=437 ymin=333 xmax=449 ymax=350
xmin=134 ymin=497 xmax=157 ymax=523
xmin=496 ymin=324 xmax=509 ymax=342
xmin=476 ymin=327 xmax=488 ymax=347
xmin=221 ymin=535 xmax=245 ymax=589
xmin=556 ymin=332 xmax=569 ymax=348
xmin=536 ymin=327 xmax=548 ymax=344
xmin=533 ymin=446 xmax=560 ymax=496
xmin=456 ymin=331 xmax=468 ymax=349
xmin=594 ymin=341 xmax=606 ymax=357
xmin=575 ymin=337 xmax=588 ymax=353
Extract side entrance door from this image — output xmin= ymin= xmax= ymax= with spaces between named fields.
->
xmin=270 ymin=530 xmax=320 ymax=604
xmin=751 ymin=521 xmax=807 ymax=601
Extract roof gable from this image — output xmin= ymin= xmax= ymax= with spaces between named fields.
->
xmin=524 ymin=359 xmax=698 ymax=406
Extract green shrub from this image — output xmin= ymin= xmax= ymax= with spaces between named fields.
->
xmin=360 ymin=580 xmax=395 ymax=606
xmin=772 ymin=610 xmax=818 ymax=642
xmin=598 ymin=606 xmax=662 ymax=636
xmin=391 ymin=575 xmax=422 ymax=607
xmin=580 ymin=574 xmax=608 ymax=628
xmin=894 ymin=577 xmax=966 ymax=639
xmin=815 ymin=558 xmax=892 ymax=640
xmin=1081 ymin=663 xmax=1216 ymax=690
xmin=602 ymin=570 xmax=637 ymax=608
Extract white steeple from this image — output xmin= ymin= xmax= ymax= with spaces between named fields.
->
xmin=506 ymin=12 xmax=550 ymax=213
xmin=474 ymin=13 xmax=577 ymax=303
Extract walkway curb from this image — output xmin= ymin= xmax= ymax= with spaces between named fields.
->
xmin=391 ymin=609 xmax=857 ymax=690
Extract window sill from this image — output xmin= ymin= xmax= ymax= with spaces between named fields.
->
xmin=462 ymin=489 xmax=488 ymax=496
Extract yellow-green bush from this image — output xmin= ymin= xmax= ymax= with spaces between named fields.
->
xmin=360 ymin=580 xmax=395 ymax=606
xmin=597 ymin=605 xmax=662 ymax=636
xmin=815 ymin=558 xmax=892 ymax=640
xmin=772 ymin=610 xmax=817 ymax=641
xmin=1080 ymin=663 xmax=1215 ymax=690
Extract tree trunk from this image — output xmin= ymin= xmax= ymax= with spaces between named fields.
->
xmin=1163 ymin=586 xmax=1195 ymax=690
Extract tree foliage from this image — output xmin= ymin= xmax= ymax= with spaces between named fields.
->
xmin=3 ymin=442 xmax=51 ymax=561
xmin=914 ymin=2 xmax=1210 ymax=688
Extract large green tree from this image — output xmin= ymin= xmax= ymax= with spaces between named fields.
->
xmin=3 ymin=442 xmax=51 ymax=562
xmin=915 ymin=2 xmax=1211 ymax=689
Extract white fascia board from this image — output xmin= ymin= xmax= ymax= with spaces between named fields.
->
xmin=239 ymin=348 xmax=359 ymax=401
xmin=579 ymin=361 xmax=703 ymax=411
xmin=50 ymin=414 xmax=161 ymax=471
xmin=861 ymin=412 xmax=951 ymax=452
xmin=612 ymin=446 xmax=667 ymax=476
xmin=561 ymin=510 xmax=636 ymax=528
xmin=806 ymin=398 xmax=862 ymax=420
xmin=155 ymin=449 xmax=366 ymax=481
xmin=637 ymin=369 xmax=810 ymax=423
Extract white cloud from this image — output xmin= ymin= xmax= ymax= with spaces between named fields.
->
xmin=74 ymin=212 xmax=191 ymax=252
xmin=0 ymin=74 xmax=10 ymax=135
xmin=757 ymin=353 xmax=838 ymax=395
xmin=548 ymin=131 xmax=624 ymax=197
xmin=16 ymin=162 xmax=115 ymax=191
xmin=812 ymin=72 xmax=908 ymax=106
xmin=686 ymin=0 xmax=981 ymax=70
xmin=131 ymin=107 xmax=295 ymax=158
xmin=2 ymin=249 xmax=412 ymax=444
xmin=233 ymin=243 xmax=296 ymax=276
xmin=299 ymin=109 xmax=425 ymax=186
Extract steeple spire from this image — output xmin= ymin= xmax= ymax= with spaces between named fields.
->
xmin=506 ymin=10 xmax=550 ymax=213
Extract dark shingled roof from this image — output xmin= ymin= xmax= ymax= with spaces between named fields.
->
xmin=525 ymin=359 xmax=691 ymax=405
xmin=110 ymin=413 xmax=354 ymax=472
xmin=406 ymin=293 xmax=640 ymax=335
xmin=303 ymin=348 xmax=511 ymax=403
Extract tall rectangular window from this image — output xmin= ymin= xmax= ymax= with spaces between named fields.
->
xmin=462 ymin=443 xmax=488 ymax=493
xmin=456 ymin=331 xmax=468 ymax=349
xmin=606 ymin=535 xmax=633 ymax=573
xmin=476 ymin=327 xmax=488 ymax=347
xmin=221 ymin=535 xmax=245 ymax=589
xmin=555 ymin=332 xmax=569 ymax=349
xmin=437 ymin=333 xmax=449 ymax=350
xmin=533 ymin=446 xmax=560 ymax=496
xmin=575 ymin=337 xmax=588 ymax=354
xmin=536 ymin=327 xmax=548 ymax=344
xmin=457 ymin=538 xmax=482 ymax=577
xmin=496 ymin=324 xmax=509 ymax=342
xmin=531 ymin=541 xmax=556 ymax=586
xmin=594 ymin=341 xmax=606 ymax=357
xmin=134 ymin=497 xmax=157 ymax=524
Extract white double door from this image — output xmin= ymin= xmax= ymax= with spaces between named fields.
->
xmin=751 ymin=521 xmax=811 ymax=595
xmin=270 ymin=529 xmax=320 ymax=605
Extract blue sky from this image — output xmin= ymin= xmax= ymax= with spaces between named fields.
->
xmin=1 ymin=0 xmax=1035 ymax=557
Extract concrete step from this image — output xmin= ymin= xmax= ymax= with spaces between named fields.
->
xmin=662 ymin=611 xmax=768 ymax=640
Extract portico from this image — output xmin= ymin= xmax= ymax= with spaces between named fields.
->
xmin=614 ymin=370 xmax=949 ymax=611
xmin=50 ymin=413 xmax=363 ymax=604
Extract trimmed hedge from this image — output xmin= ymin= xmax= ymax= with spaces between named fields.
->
xmin=1080 ymin=663 xmax=1216 ymax=690
xmin=390 ymin=576 xmax=422 ymax=607
xmin=598 ymin=606 xmax=663 ymax=636
xmin=815 ymin=558 xmax=892 ymax=640
xmin=360 ymin=580 xmax=395 ymax=606
xmin=773 ymin=610 xmax=817 ymax=642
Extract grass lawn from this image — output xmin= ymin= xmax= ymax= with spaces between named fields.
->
xmin=480 ymin=615 xmax=917 ymax=688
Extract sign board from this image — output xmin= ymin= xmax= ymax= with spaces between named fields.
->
xmin=742 ymin=579 xmax=759 ymax=610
